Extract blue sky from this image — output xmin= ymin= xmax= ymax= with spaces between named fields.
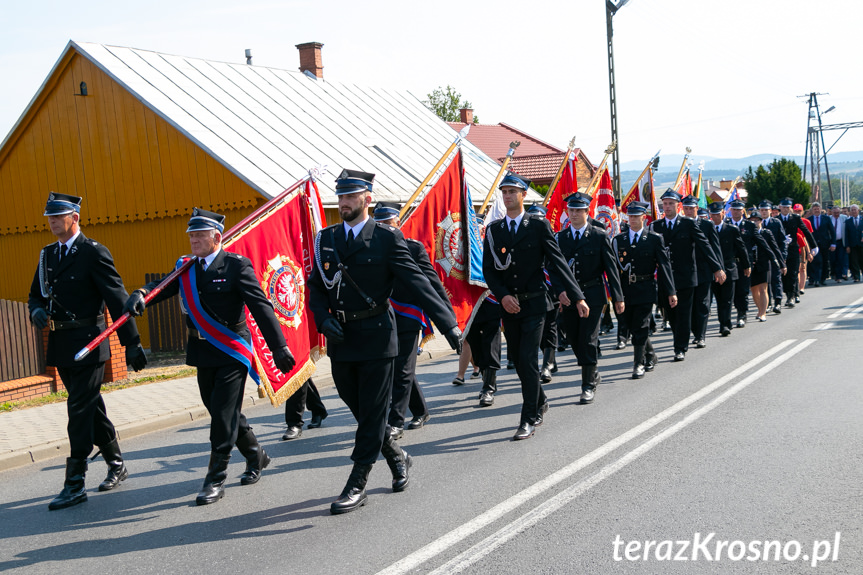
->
xmin=2 ymin=0 xmax=862 ymax=165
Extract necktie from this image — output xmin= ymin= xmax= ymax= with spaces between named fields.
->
xmin=509 ymin=220 xmax=517 ymax=238
xmin=574 ymin=230 xmax=581 ymax=242
xmin=60 ymin=244 xmax=68 ymax=260
xmin=632 ymin=233 xmax=639 ymax=244
xmin=668 ymin=220 xmax=674 ymax=231
xmin=856 ymin=217 xmax=859 ymax=228
xmin=347 ymin=228 xmax=355 ymax=245
xmin=815 ymin=218 xmax=819 ymax=230
xmin=199 ymin=258 xmax=207 ymax=271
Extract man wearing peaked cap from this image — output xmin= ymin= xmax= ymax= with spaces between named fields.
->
xmin=525 ymin=203 xmax=561 ymax=383
xmin=758 ymin=200 xmax=788 ymax=314
xmin=777 ymin=198 xmax=816 ymax=306
xmin=727 ymin=200 xmax=768 ymax=327
xmin=651 ymin=189 xmax=724 ymax=361
xmin=29 ymin=192 xmax=148 ymax=510
xmin=709 ymin=202 xmax=749 ymax=336
xmin=309 ymin=169 xmax=461 ymax=514
xmin=124 ymin=207 xmax=296 ymax=505
xmin=681 ymin=194 xmax=721 ymax=349
xmin=484 ymin=172 xmax=588 ymax=439
xmin=371 ymin=201 xmax=455 ymax=439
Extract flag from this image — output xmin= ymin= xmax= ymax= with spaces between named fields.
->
xmin=677 ymin=169 xmax=692 ymax=198
xmin=588 ymin=167 xmax=620 ymax=236
xmin=484 ymin=189 xmax=507 ymax=229
xmin=545 ymin=151 xmax=578 ymax=232
xmin=694 ymin=170 xmax=707 ymax=209
xmin=725 ymin=185 xmax=740 ymax=219
xmin=621 ymin=160 xmax=658 ymax=224
xmin=225 ymin=188 xmax=323 ymax=406
xmin=401 ymin=149 xmax=489 ymax=333
xmin=306 ymin=177 xmax=326 ymax=233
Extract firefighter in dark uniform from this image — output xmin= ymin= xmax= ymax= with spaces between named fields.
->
xmin=308 ymin=170 xmax=461 ymax=515
xmin=709 ymin=202 xmax=750 ymax=336
xmin=554 ymin=192 xmax=624 ymax=404
xmin=727 ymin=199 xmax=770 ymax=327
xmin=371 ymin=202 xmax=455 ymax=438
xmin=483 ymin=172 xmax=588 ymax=440
xmin=650 ymin=189 xmax=725 ymax=361
xmin=759 ymin=200 xmax=788 ymax=314
xmin=470 ymin=296 xmax=503 ymax=406
xmin=612 ymin=201 xmax=676 ymax=378
xmin=682 ymin=195 xmax=721 ymax=349
xmin=124 ymin=208 xmax=296 ymax=505
xmin=524 ymin=203 xmax=560 ymax=384
xmin=777 ymin=197 xmax=816 ymax=307
xmin=29 ymin=193 xmax=147 ymax=511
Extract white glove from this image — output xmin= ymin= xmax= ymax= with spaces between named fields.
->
xmin=811 ymin=246 xmax=819 ymax=257
xmin=784 ymin=234 xmax=793 ymax=246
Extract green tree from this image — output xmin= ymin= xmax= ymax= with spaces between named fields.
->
xmin=745 ymin=158 xmax=811 ymax=207
xmin=424 ymin=85 xmax=479 ymax=123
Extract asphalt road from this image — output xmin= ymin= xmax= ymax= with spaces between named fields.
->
xmin=1 ymin=283 xmax=861 ymax=574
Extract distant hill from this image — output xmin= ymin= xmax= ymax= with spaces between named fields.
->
xmin=621 ymin=151 xmax=863 ymax=173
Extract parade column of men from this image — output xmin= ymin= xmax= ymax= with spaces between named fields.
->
xmin=682 ymin=195 xmax=720 ymax=349
xmin=709 ymin=202 xmax=750 ymax=336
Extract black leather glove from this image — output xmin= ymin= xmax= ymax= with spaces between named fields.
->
xmin=30 ymin=307 xmax=49 ymax=330
xmin=321 ymin=317 xmax=345 ymax=344
xmin=123 ymin=290 xmax=147 ymax=317
xmin=273 ymin=345 xmax=296 ymax=374
xmin=125 ymin=344 xmax=147 ymax=372
xmin=444 ymin=326 xmax=463 ymax=355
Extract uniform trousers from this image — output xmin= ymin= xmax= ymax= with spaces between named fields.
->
xmin=284 ymin=379 xmax=327 ymax=428
xmin=809 ymin=242 xmax=831 ymax=283
xmin=331 ymin=357 xmax=394 ymax=465
xmin=691 ymin=281 xmax=712 ymax=341
xmin=501 ymin=312 xmax=546 ymax=425
xmin=388 ymin=330 xmax=428 ymax=429
xmin=620 ymin=302 xmax=653 ymax=346
xmin=197 ymin=364 xmax=252 ymax=455
xmin=665 ymin=286 xmax=694 ymax=353
xmin=848 ymin=245 xmax=863 ymax=281
xmin=734 ymin=275 xmax=751 ymax=319
xmin=714 ymin=278 xmax=736 ymax=331
xmin=770 ymin=261 xmax=784 ymax=304
xmin=541 ymin=306 xmax=559 ymax=350
xmin=562 ymin=302 xmax=603 ymax=366
xmin=58 ymin=363 xmax=114 ymax=460
xmin=783 ymin=250 xmax=800 ymax=298
xmin=464 ymin=317 xmax=502 ymax=371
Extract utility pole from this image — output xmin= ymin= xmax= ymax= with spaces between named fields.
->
xmin=606 ymin=0 xmax=631 ymax=201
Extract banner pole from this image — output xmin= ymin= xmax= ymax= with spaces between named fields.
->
xmin=672 ymin=147 xmax=692 ymax=190
xmin=583 ymin=141 xmax=617 ymax=197
xmin=478 ymin=141 xmax=520 ymax=214
xmin=540 ymin=137 xmax=577 ymax=207
xmin=400 ymin=126 xmax=470 ymax=219
xmin=74 ymin=174 xmax=312 ymax=362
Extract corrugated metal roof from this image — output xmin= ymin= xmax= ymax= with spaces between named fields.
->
xmin=68 ymin=41 xmax=540 ymax=206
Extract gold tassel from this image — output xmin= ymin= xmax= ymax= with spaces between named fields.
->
xmin=258 ymin=385 xmax=265 ymax=398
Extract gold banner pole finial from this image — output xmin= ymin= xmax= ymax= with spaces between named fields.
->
xmin=479 ymin=140 xmax=521 ymax=214
xmin=541 ymin=136 xmax=577 ymax=207
xmin=672 ymin=147 xmax=692 ymax=190
xmin=583 ymin=140 xmax=617 ymax=197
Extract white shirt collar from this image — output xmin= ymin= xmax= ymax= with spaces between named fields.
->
xmin=200 ymin=247 xmax=221 ymax=268
xmin=344 ymin=215 xmax=370 ymax=238
xmin=629 ymin=228 xmax=642 ymax=242
xmin=665 ymin=216 xmax=677 ymax=226
xmin=505 ymin=211 xmax=525 ymax=229
xmin=59 ymin=230 xmax=81 ymax=252
xmin=571 ymin=223 xmax=589 ymax=238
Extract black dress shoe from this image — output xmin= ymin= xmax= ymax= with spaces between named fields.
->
xmin=720 ymin=327 xmax=731 ymax=337
xmin=695 ymin=339 xmax=706 ymax=349
xmin=736 ymin=318 xmax=746 ymax=328
xmin=540 ymin=366 xmax=552 ymax=383
xmin=452 ymin=376 xmax=465 ymax=386
xmin=282 ymin=426 xmax=303 ymax=441
xmin=478 ymin=392 xmax=494 ymax=407
xmin=662 ymin=321 xmax=671 ymax=331
xmin=513 ymin=422 xmax=535 ymax=441
xmin=632 ymin=363 xmax=645 ymax=379
xmin=580 ymin=388 xmax=595 ymax=404
xmin=470 ymin=369 xmax=481 ymax=379
xmin=331 ymin=463 xmax=372 ymax=515
xmin=535 ymin=401 xmax=550 ymax=426
xmin=785 ymin=301 xmax=795 ymax=308
xmin=388 ymin=426 xmax=404 ymax=441
xmin=673 ymin=351 xmax=685 ymax=362
xmin=772 ymin=305 xmax=782 ymax=314
xmin=794 ymin=296 xmax=800 ymax=303
xmin=307 ymin=413 xmax=327 ymax=429
xmin=407 ymin=413 xmax=430 ymax=430
xmin=616 ymin=340 xmax=626 ymax=350
xmin=506 ymin=360 xmax=515 ymax=370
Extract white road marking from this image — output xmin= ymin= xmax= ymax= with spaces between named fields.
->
xmin=376 ymin=339 xmax=799 ymax=575
xmin=426 ymin=339 xmax=817 ymax=575
xmin=812 ymin=322 xmax=834 ymax=331
xmin=826 ymin=295 xmax=863 ymax=319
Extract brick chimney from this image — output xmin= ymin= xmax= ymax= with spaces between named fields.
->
xmin=296 ymin=42 xmax=324 ymax=79
xmin=459 ymin=108 xmax=474 ymax=124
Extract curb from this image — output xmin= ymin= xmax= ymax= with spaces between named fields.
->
xmin=0 ymin=347 xmax=454 ymax=473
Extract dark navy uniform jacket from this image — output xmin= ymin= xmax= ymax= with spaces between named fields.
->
xmin=762 ymin=217 xmax=788 ymax=259
xmin=612 ymin=229 xmax=675 ymax=305
xmin=729 ymin=218 xmax=770 ymax=273
xmin=651 ymin=216 xmax=722 ymax=291
xmin=715 ymin=222 xmax=750 ymax=281
xmin=483 ymin=213 xmax=584 ymax=318
xmin=695 ymin=218 xmax=723 ymax=284
xmin=779 ymin=214 xmax=816 ymax=253
xmin=392 ymin=238 xmax=454 ymax=334
xmin=309 ymin=221 xmax=457 ymax=362
xmin=142 ymin=249 xmax=287 ymax=368
xmin=554 ymin=225 xmax=623 ymax=309
xmin=757 ymin=227 xmax=785 ymax=272
xmin=29 ymin=233 xmax=140 ymax=368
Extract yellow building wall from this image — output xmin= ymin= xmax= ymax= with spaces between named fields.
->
xmin=0 ymin=49 xmax=266 ymax=347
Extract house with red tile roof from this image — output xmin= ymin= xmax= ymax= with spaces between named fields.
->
xmin=448 ymin=109 xmax=596 ymax=190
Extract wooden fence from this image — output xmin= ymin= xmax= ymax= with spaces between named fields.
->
xmin=0 ymin=299 xmax=45 ymax=382
xmin=144 ymin=273 xmax=188 ymax=352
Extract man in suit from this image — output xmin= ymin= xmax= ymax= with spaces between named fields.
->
xmin=650 ymin=189 xmax=725 ymax=361
xmin=759 ymin=201 xmax=787 ymax=314
xmin=828 ymin=205 xmax=849 ymax=281
xmin=371 ymin=201 xmax=455 ymax=438
xmin=844 ymin=204 xmax=863 ymax=282
xmin=554 ymin=192 xmax=624 ymax=404
xmin=308 ymin=170 xmax=461 ymax=514
xmin=807 ymin=202 xmax=835 ymax=286
xmin=613 ymin=201 xmax=676 ymax=378
xmin=777 ymin=198 xmax=817 ymax=306
xmin=682 ymin=195 xmax=720 ymax=348
xmin=29 ymin=193 xmax=148 ymax=511
xmin=709 ymin=202 xmax=750 ymax=336
xmin=124 ymin=208 xmax=296 ymax=505
xmin=483 ymin=172 xmax=588 ymax=440
xmin=727 ymin=200 xmax=769 ymax=327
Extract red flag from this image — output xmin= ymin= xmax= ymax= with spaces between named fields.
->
xmin=621 ymin=162 xmax=658 ymax=225
xmin=225 ymin=189 xmax=323 ymax=406
xmin=545 ymin=152 xmax=578 ymax=232
xmin=401 ymin=150 xmax=488 ymax=332
xmin=588 ymin=167 xmax=620 ymax=236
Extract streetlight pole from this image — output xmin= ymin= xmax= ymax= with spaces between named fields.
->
xmin=606 ymin=0 xmax=631 ymax=201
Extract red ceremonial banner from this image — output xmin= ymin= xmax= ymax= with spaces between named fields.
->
xmin=545 ymin=152 xmax=578 ymax=232
xmin=225 ymin=189 xmax=323 ymax=406
xmin=400 ymin=150 xmax=488 ymax=332
xmin=589 ymin=168 xmax=620 ymax=236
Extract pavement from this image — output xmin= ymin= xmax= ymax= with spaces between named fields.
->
xmin=0 ymin=336 xmax=454 ymax=472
